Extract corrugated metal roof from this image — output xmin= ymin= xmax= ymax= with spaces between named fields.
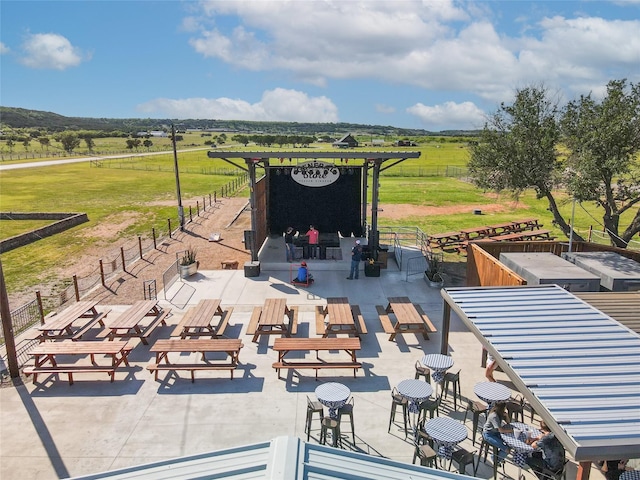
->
xmin=70 ymin=436 xmax=476 ymax=480
xmin=575 ymin=291 xmax=640 ymax=334
xmin=442 ymin=284 xmax=640 ymax=462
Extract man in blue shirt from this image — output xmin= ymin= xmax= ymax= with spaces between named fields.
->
xmin=347 ymin=240 xmax=363 ymax=279
xmin=293 ymin=261 xmax=313 ymax=284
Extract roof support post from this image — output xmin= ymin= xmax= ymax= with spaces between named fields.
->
xmin=577 ymin=462 xmax=592 ymax=480
xmin=369 ymin=159 xmax=382 ymax=259
xmin=440 ymin=297 xmax=451 ymax=355
xmin=245 ymin=158 xmax=259 ymax=262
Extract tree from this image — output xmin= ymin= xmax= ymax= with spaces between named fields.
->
xmin=126 ymin=138 xmax=141 ymax=150
xmin=143 ymin=139 xmax=153 ymax=151
xmin=468 ymin=86 xmax=577 ymax=239
xmin=59 ymin=132 xmax=81 ymax=153
xmin=84 ymin=137 xmax=95 ymax=152
xmin=38 ymin=137 xmax=50 ymax=151
xmin=561 ymin=79 xmax=640 ymax=247
xmin=232 ymin=134 xmax=250 ymax=146
xmin=6 ymin=139 xmax=14 ymax=153
xmin=22 ymin=138 xmax=30 ymax=151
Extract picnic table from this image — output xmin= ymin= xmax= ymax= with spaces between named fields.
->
xmin=107 ymin=300 xmax=171 ymax=345
xmin=511 ymin=218 xmax=542 ymax=231
xmin=246 ymin=298 xmax=298 ymax=343
xmin=272 ymin=337 xmax=361 ymax=379
xmin=376 ymin=297 xmax=437 ymax=341
xmin=23 ymin=340 xmax=132 ymax=385
xmin=460 ymin=226 xmax=492 ymax=241
xmin=147 ymin=338 xmax=243 ymax=382
xmin=171 ymin=299 xmax=233 ymax=339
xmin=315 ymin=297 xmax=367 ymax=337
xmin=36 ymin=301 xmax=111 ymax=342
xmin=428 ymin=231 xmax=464 ymax=249
xmin=497 ymin=229 xmax=553 ymax=242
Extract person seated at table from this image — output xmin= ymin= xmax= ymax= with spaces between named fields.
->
xmin=293 ymin=261 xmax=313 ymax=284
xmin=482 ymin=401 xmax=513 ymax=465
xmin=525 ymin=420 xmax=565 ymax=479
xmin=600 ymin=460 xmax=633 ymax=480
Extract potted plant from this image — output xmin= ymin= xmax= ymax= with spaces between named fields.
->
xmin=424 ymin=254 xmax=444 ymax=288
xmin=179 ymin=247 xmax=199 ymax=278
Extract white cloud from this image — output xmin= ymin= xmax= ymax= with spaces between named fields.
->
xmin=407 ymin=101 xmax=486 ymax=130
xmin=136 ymin=88 xmax=338 ymax=122
xmin=19 ymin=33 xmax=86 ymax=70
xmin=187 ymin=1 xmax=640 ymax=103
xmin=0 ymin=42 xmax=9 ymax=54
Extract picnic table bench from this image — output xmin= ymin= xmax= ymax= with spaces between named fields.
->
xmin=315 ymin=297 xmax=367 ymax=337
xmin=497 ymin=229 xmax=553 ymax=242
xmin=23 ymin=340 xmax=133 ymax=385
xmin=107 ymin=300 xmax=171 ymax=345
xmin=246 ymin=298 xmax=298 ymax=342
xmin=171 ymin=299 xmax=233 ymax=339
xmin=427 ymin=231 xmax=464 ymax=250
xmin=272 ymin=337 xmax=362 ymax=380
xmin=36 ymin=301 xmax=111 ymax=342
xmin=147 ymin=338 xmax=243 ymax=382
xmin=376 ymin=297 xmax=437 ymax=341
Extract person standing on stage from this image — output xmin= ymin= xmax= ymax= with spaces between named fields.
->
xmin=347 ymin=239 xmax=363 ymax=280
xmin=306 ymin=225 xmax=319 ymax=259
xmin=284 ymin=227 xmax=297 ymax=262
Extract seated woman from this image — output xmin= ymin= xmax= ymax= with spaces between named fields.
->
xmin=293 ymin=261 xmax=314 ymax=284
xmin=481 ymin=401 xmax=513 ymax=465
xmin=525 ymin=421 xmax=565 ymax=479
xmin=601 ymin=460 xmax=632 ymax=480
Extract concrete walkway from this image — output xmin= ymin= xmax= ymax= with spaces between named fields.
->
xmin=0 ymin=241 xmax=602 ymax=480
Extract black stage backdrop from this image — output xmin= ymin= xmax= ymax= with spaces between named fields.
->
xmin=268 ymin=166 xmax=362 ymax=237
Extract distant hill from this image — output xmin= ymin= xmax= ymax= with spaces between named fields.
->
xmin=0 ymin=106 xmax=479 ymax=137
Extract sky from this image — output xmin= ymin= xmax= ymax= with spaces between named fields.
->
xmin=1 ymin=1 xmax=639 ymax=131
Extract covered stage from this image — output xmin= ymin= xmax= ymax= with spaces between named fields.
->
xmin=207 ymin=150 xmax=420 ymax=261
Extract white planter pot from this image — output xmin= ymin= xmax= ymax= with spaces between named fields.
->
xmin=424 ymin=272 xmax=444 ymax=288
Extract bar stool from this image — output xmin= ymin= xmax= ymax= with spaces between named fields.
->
xmin=414 ymin=360 xmax=431 ymax=383
xmin=320 ymin=418 xmax=341 ymax=447
xmin=388 ymin=387 xmax=408 ymax=436
xmin=413 ymin=443 xmax=438 ymax=468
xmin=479 ymin=437 xmax=501 ymax=480
xmin=337 ymin=397 xmax=355 ymax=444
xmin=306 ymin=395 xmax=324 ymax=441
xmin=442 ymin=369 xmax=461 ymax=410
xmin=449 ymin=448 xmax=479 ymax=475
xmin=464 ymin=399 xmax=487 ymax=445
xmin=506 ymin=394 xmax=525 ymax=423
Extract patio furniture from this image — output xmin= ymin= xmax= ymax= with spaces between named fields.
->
xmin=36 ymin=301 xmax=109 ymax=342
xmin=272 ymin=337 xmax=361 ymax=379
xmin=414 ymin=360 xmax=431 ymax=382
xmin=448 ymin=447 xmax=479 ymax=475
xmin=506 ymin=394 xmax=526 ymax=423
xmin=246 ymin=298 xmax=298 ymax=343
xmin=320 ymin=418 xmax=341 ymax=447
xmin=443 ymin=369 xmax=462 ymax=410
xmin=305 ymin=396 xmax=324 ymax=441
xmin=171 ymin=299 xmax=233 ymax=339
xmin=107 ymin=300 xmax=170 ymax=345
xmin=315 ymin=382 xmax=350 ymax=419
xmin=315 ymin=297 xmax=366 ymax=337
xmin=474 ymin=381 xmax=511 ymax=407
xmin=388 ymin=387 xmax=408 ymax=436
xmin=418 ymin=395 xmax=442 ymax=422
xmin=413 ymin=443 xmax=438 ymax=468
xmin=337 ymin=397 xmax=355 ymax=444
xmin=397 ymin=379 xmax=434 ymax=438
xmin=464 ymin=399 xmax=488 ymax=445
xmin=501 ymin=421 xmax=542 ymax=480
xmin=424 ymin=416 xmax=467 ymax=462
xmin=376 ymin=297 xmax=437 ymax=342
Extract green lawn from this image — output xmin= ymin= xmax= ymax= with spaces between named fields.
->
xmin=0 ymin=139 xmax=631 ymax=296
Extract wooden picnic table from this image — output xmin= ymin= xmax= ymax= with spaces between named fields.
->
xmin=36 ymin=300 xmax=110 ymax=342
xmin=272 ymin=337 xmax=362 ymax=379
xmin=376 ymin=296 xmax=437 ymax=341
xmin=315 ymin=297 xmax=367 ymax=337
xmin=511 ymin=218 xmax=542 ymax=231
xmin=460 ymin=226 xmax=492 ymax=241
xmin=107 ymin=300 xmax=170 ymax=345
xmin=246 ymin=298 xmax=298 ymax=342
xmin=428 ymin=231 xmax=464 ymax=249
xmin=172 ymin=299 xmax=233 ymax=339
xmin=147 ymin=338 xmax=243 ymax=382
xmin=497 ymin=229 xmax=553 ymax=241
xmin=486 ymin=222 xmax=520 ymax=236
xmin=23 ymin=340 xmax=132 ymax=385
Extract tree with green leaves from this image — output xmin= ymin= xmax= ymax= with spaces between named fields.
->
xmin=126 ymin=138 xmax=141 ymax=150
xmin=84 ymin=137 xmax=95 ymax=152
xmin=561 ymin=79 xmax=640 ymax=247
xmin=468 ymin=86 xmax=576 ymax=239
xmin=59 ymin=132 xmax=80 ymax=153
xmin=143 ymin=139 xmax=153 ymax=151
xmin=38 ymin=137 xmax=50 ymax=151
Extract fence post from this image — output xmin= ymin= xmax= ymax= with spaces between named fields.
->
xmin=99 ymin=260 xmax=106 ymax=287
xmin=36 ymin=290 xmax=45 ymax=325
xmin=197 ymin=201 xmax=200 ymax=216
xmin=588 ymin=226 xmax=592 ymax=242
xmin=203 ymin=196 xmax=206 ymax=211
xmin=214 ymin=192 xmax=217 ymax=203
xmin=121 ymin=247 xmax=127 ymax=273
xmin=168 ymin=219 xmax=172 ymax=238
xmin=208 ymin=193 xmax=212 ymax=206
xmin=138 ymin=236 xmax=143 ymax=260
xmin=189 ymin=206 xmax=193 ymax=222
xmin=73 ymin=275 xmax=80 ymax=301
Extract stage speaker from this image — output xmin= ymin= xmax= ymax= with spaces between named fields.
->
xmin=244 ymin=230 xmax=255 ymax=251
xmin=244 ymin=261 xmax=260 ymax=277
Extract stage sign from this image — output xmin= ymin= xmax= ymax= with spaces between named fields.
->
xmin=291 ymin=161 xmax=340 ymax=187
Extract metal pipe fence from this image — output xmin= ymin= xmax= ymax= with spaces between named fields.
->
xmin=1 ymin=173 xmax=248 ymax=354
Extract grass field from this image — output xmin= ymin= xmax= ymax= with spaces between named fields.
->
xmin=0 ymin=138 xmax=632 ymax=298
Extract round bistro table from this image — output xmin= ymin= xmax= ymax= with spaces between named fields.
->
xmin=424 ymin=416 xmax=468 ymax=461
xmin=421 ymin=353 xmax=454 ymax=384
xmin=474 ymin=381 xmax=511 ymax=407
xmin=315 ymin=382 xmax=350 ymax=419
xmin=501 ymin=421 xmax=542 ymax=480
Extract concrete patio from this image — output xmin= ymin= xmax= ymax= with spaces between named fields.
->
xmin=0 ymin=238 xmax=606 ymax=480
